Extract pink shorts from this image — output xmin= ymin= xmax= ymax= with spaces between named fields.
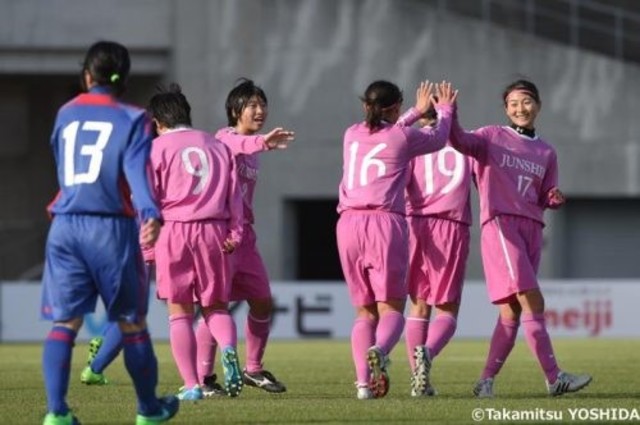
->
xmin=155 ymin=220 xmax=232 ymax=306
xmin=229 ymin=224 xmax=271 ymax=301
xmin=336 ymin=211 xmax=409 ymax=307
xmin=481 ymin=215 xmax=543 ymax=304
xmin=407 ymin=216 xmax=469 ymax=305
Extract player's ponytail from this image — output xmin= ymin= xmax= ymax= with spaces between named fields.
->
xmin=360 ymin=80 xmax=403 ymax=133
xmin=81 ymin=41 xmax=131 ymax=96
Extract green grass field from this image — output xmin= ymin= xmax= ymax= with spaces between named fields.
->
xmin=1 ymin=339 xmax=639 ymax=424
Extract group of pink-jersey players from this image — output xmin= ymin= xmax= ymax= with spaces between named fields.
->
xmin=81 ymin=80 xmax=296 ymax=402
xmin=145 ymin=80 xmax=296 ymax=400
xmin=337 ymin=79 xmax=592 ymax=399
xmin=82 ymin=77 xmax=593 ymax=403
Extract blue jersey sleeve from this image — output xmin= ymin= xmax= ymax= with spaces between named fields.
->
xmin=124 ymin=114 xmax=161 ymax=222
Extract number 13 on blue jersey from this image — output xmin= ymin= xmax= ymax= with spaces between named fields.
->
xmin=62 ymin=120 xmax=113 ymax=186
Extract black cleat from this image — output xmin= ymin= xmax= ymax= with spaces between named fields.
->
xmin=201 ymin=374 xmax=226 ymax=397
xmin=242 ymin=370 xmax=287 ymax=393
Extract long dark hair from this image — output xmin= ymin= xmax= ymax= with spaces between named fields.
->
xmin=81 ymin=41 xmax=130 ymax=96
xmin=360 ymin=80 xmax=403 ymax=132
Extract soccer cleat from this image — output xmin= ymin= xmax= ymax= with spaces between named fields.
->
xmin=410 ymin=345 xmax=433 ymax=397
xmin=135 ymin=395 xmax=179 ymax=425
xmin=221 ymin=347 xmax=243 ymax=397
xmin=366 ymin=346 xmax=390 ymax=398
xmin=355 ymin=383 xmax=374 ymax=400
xmin=80 ymin=366 xmax=108 ymax=385
xmin=473 ymin=377 xmax=495 ymax=398
xmin=80 ymin=336 xmax=108 ymax=385
xmin=423 ymin=384 xmax=437 ymax=396
xmin=546 ymin=371 xmax=592 ymax=396
xmin=243 ymin=370 xmax=287 ymax=393
xmin=43 ymin=412 xmax=81 ymax=425
xmin=411 ymin=379 xmax=437 ymax=396
xmin=201 ymin=374 xmax=226 ymax=397
xmin=86 ymin=337 xmax=103 ymax=365
xmin=176 ymin=385 xmax=203 ymax=401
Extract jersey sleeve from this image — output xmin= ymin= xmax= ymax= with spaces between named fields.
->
xmin=216 ymin=128 xmax=269 ymax=155
xmin=49 ymin=115 xmax=62 ymax=161
xmin=405 ymin=104 xmax=453 ymax=157
xmin=124 ymin=114 xmax=161 ymax=222
xmin=396 ymin=107 xmax=422 ymax=127
xmin=540 ymin=149 xmax=560 ymax=209
xmin=449 ymin=112 xmax=489 ymax=160
xmin=146 ymin=150 xmax=162 ymax=208
xmin=46 ymin=119 xmax=62 ymax=215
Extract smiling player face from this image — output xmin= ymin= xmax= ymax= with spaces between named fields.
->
xmin=236 ymin=95 xmax=268 ymax=135
xmin=505 ymin=90 xmax=540 ymax=130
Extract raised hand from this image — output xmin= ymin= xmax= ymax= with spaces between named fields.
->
xmin=414 ymin=80 xmax=434 ymax=114
xmin=433 ymin=81 xmax=458 ymax=107
xmin=264 ymin=127 xmax=295 ymax=150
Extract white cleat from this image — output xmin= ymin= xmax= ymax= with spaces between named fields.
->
xmin=473 ymin=377 xmax=494 ymax=398
xmin=366 ymin=346 xmax=390 ymax=398
xmin=546 ymin=371 xmax=592 ymax=396
xmin=411 ymin=345 xmax=434 ymax=397
xmin=356 ymin=383 xmax=374 ymax=400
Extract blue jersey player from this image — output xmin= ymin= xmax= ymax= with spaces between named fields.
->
xmin=40 ymin=41 xmax=179 ymax=425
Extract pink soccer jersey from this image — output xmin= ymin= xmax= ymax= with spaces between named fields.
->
xmin=396 ymin=107 xmax=473 ymax=223
xmin=148 ymin=128 xmax=243 ymax=242
xmin=337 ymin=104 xmax=454 ymax=214
xmin=397 ymin=109 xmax=473 ymax=306
xmin=449 ymin=123 xmax=559 ymax=225
xmin=215 ymin=127 xmax=270 ymax=225
xmin=406 ymin=150 xmax=473 ymax=223
xmin=215 ymin=127 xmax=273 ymax=302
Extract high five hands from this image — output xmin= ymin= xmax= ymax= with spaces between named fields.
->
xmin=414 ymin=80 xmax=458 ymax=115
xmin=434 ymin=81 xmax=458 ymax=107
